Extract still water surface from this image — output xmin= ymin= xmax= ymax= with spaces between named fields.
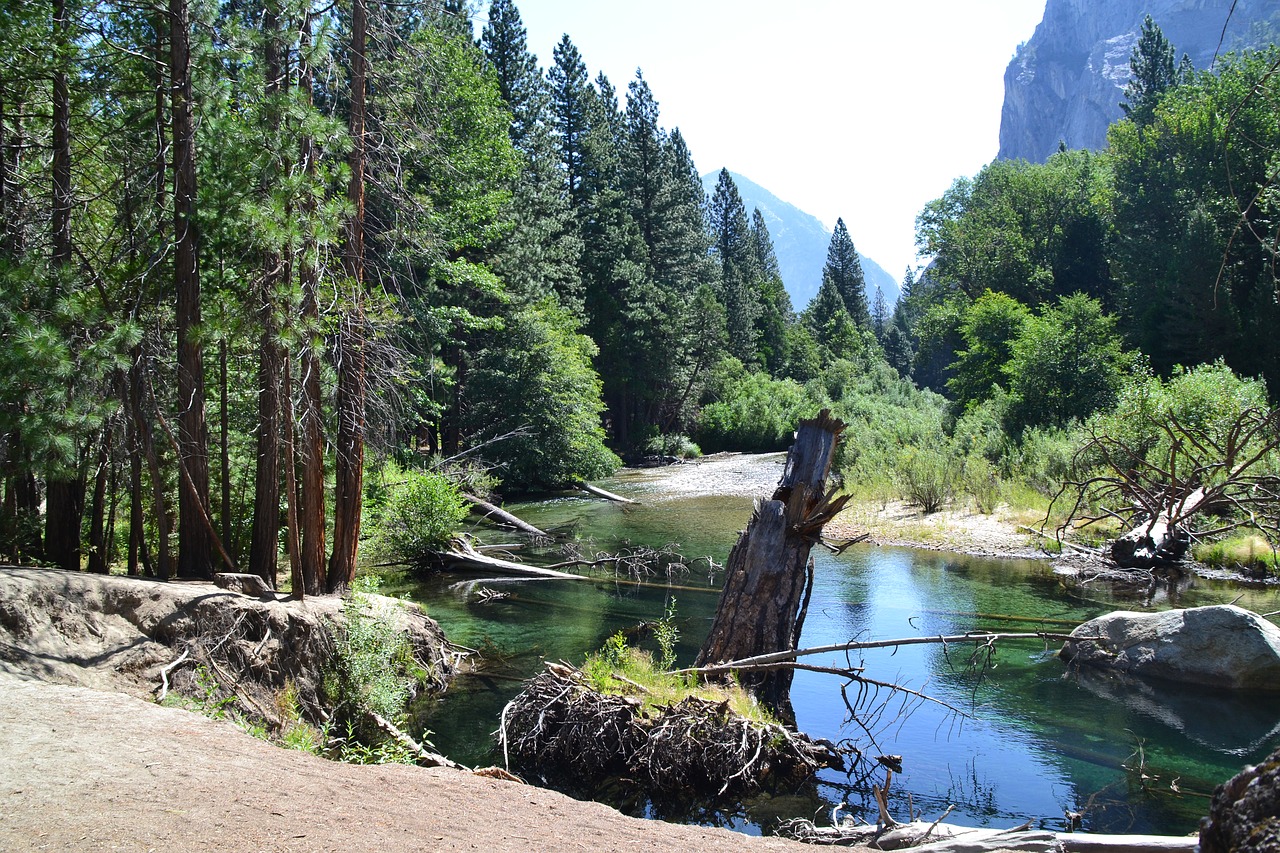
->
xmin=387 ymin=455 xmax=1280 ymax=837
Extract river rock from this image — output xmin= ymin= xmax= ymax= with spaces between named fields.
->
xmin=1200 ymin=747 xmax=1280 ymax=853
xmin=1060 ymin=605 xmax=1280 ymax=691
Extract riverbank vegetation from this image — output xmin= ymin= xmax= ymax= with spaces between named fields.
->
xmin=1 ymin=3 xmax=1279 ymax=586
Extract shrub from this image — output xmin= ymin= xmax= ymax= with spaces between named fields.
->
xmin=898 ymin=447 xmax=956 ymax=514
xmin=367 ymin=469 xmax=468 ymax=567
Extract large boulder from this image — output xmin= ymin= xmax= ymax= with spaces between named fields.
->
xmin=1200 ymin=748 xmax=1280 ymax=853
xmin=1060 ymin=605 xmax=1280 ymax=692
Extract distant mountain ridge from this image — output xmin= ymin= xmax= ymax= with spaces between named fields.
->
xmin=699 ymin=171 xmax=898 ymax=312
xmin=998 ymin=0 xmax=1280 ymax=163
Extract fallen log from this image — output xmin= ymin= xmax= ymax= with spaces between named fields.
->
xmin=577 ymin=481 xmax=638 ymax=504
xmin=462 ymin=493 xmax=548 ymax=538
xmin=370 ymin=711 xmax=467 ymax=771
xmin=438 ymin=537 xmax=584 ymax=581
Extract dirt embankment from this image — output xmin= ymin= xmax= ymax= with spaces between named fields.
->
xmin=0 ymin=566 xmax=814 ymax=852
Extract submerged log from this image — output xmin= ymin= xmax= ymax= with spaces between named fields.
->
xmin=438 ymin=537 xmax=584 ymax=581
xmin=577 ymin=481 xmax=638 ymax=504
xmin=695 ymin=409 xmax=849 ymax=714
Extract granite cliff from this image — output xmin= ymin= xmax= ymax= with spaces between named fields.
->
xmin=998 ymin=0 xmax=1280 ymax=163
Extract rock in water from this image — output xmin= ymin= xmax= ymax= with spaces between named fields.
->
xmin=1060 ymin=605 xmax=1280 ymax=691
xmin=1201 ymin=749 xmax=1280 ymax=853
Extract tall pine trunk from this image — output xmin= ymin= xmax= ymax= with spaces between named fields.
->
xmin=296 ymin=15 xmax=326 ymax=596
xmin=170 ymin=0 xmax=213 ymax=579
xmin=44 ymin=0 xmax=83 ymax=572
xmin=248 ymin=3 xmax=288 ymax=588
xmin=328 ymin=0 xmax=368 ymax=593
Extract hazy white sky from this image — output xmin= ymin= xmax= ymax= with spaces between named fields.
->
xmin=493 ymin=0 xmax=1048 ymax=283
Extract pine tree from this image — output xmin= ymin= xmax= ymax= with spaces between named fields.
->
xmin=708 ymin=169 xmax=759 ymax=363
xmin=872 ymin=286 xmax=889 ymax=342
xmin=549 ymin=35 xmax=590 ymax=207
xmin=483 ymin=0 xmax=583 ymax=311
xmin=1121 ymin=15 xmax=1180 ymax=127
xmin=750 ymin=208 xmax=792 ymax=376
xmin=822 ymin=218 xmax=870 ymax=329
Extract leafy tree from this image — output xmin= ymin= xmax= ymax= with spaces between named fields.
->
xmin=462 ymin=302 xmax=620 ymax=490
xmin=916 ymin=152 xmax=1113 ymax=310
xmin=1005 ymin=294 xmax=1133 ymax=433
xmin=1109 ymin=47 xmax=1280 ymax=392
xmin=948 ymin=290 xmax=1031 ymax=415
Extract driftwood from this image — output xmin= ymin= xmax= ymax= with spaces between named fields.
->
xmin=438 ymin=537 xmax=584 ymax=581
xmin=463 ymin=493 xmax=548 ymax=538
xmin=1049 ymin=406 xmax=1280 ymax=570
xmin=696 ymin=409 xmax=850 ymax=713
xmin=577 ymin=481 xmax=637 ymax=504
xmin=779 ymin=813 xmax=1196 ymax=852
xmin=369 ymin=711 xmax=467 ymax=771
xmin=497 ymin=662 xmax=841 ymax=807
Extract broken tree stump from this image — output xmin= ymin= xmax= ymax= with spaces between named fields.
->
xmin=695 ymin=409 xmax=849 ymax=714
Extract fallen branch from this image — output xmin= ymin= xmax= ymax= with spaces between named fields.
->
xmin=577 ymin=481 xmax=637 ymax=504
xmin=369 ymin=711 xmax=467 ymax=771
xmin=155 ymin=647 xmax=192 ymax=703
xmin=676 ymin=631 xmax=1089 ymax=677
xmin=438 ymin=537 xmax=585 ymax=581
xmin=463 ymin=494 xmax=548 ymax=538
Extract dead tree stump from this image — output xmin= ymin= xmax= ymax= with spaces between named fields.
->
xmin=695 ymin=409 xmax=849 ymax=715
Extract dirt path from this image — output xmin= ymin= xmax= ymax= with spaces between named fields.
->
xmin=0 ymin=672 xmax=815 ymax=852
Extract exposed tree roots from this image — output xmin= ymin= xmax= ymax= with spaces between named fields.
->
xmin=496 ymin=663 xmax=843 ymax=809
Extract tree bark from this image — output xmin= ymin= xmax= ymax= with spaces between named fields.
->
xmin=86 ymin=430 xmax=111 ymax=574
xmin=170 ymin=0 xmax=212 ymax=579
xmin=328 ymin=0 xmax=368 ymax=593
xmin=295 ymin=15 xmax=326 ymax=596
xmin=247 ymin=4 xmax=287 ymax=589
xmin=695 ymin=409 xmax=849 ymax=715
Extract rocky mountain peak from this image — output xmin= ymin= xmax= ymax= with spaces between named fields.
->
xmin=998 ymin=0 xmax=1279 ymax=163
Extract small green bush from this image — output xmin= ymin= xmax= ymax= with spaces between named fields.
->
xmin=898 ymin=447 xmax=957 ymax=514
xmin=325 ymin=580 xmax=422 ymax=723
xmin=367 ymin=469 xmax=468 ymax=567
xmin=642 ymin=433 xmax=701 ymax=459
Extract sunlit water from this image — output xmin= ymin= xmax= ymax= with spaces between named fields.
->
xmin=384 ymin=455 xmax=1280 ymax=837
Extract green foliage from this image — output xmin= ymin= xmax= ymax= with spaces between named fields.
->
xmin=1085 ymin=361 xmax=1275 ymax=487
xmin=1109 ymin=47 xmax=1280 ymax=392
xmin=581 ymin=633 xmax=775 ymax=725
xmin=642 ymin=433 xmax=701 ymax=459
xmin=1193 ymin=534 xmax=1279 ymax=577
xmin=897 ymin=447 xmax=957 ymax=514
xmin=326 ymin=581 xmax=424 ymax=723
xmin=367 ymin=469 xmax=468 ymax=567
xmin=948 ymin=291 xmax=1030 ymax=415
xmin=1004 ymin=294 xmax=1133 ymax=434
xmin=653 ymin=597 xmax=680 ymax=672
xmin=462 ymin=301 xmax=620 ymax=490
xmin=696 ymin=360 xmax=829 ymax=453
xmin=916 ymin=151 xmax=1113 ymax=310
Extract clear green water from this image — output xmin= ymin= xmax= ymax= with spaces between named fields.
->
xmin=386 ymin=459 xmax=1280 ymax=837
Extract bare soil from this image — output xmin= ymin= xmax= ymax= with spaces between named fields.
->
xmin=0 ymin=566 xmax=814 ymax=852
xmin=828 ymin=499 xmax=1046 ymax=561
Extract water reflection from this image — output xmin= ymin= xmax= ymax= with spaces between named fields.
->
xmin=395 ymin=458 xmax=1280 ymax=837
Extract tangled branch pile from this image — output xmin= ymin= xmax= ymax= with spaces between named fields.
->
xmin=497 ymin=663 xmax=842 ymax=807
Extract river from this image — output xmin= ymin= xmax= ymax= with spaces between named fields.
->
xmin=386 ymin=453 xmax=1280 ymax=838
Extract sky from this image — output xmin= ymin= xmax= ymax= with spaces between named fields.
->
xmin=487 ymin=0 xmax=1048 ymax=284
